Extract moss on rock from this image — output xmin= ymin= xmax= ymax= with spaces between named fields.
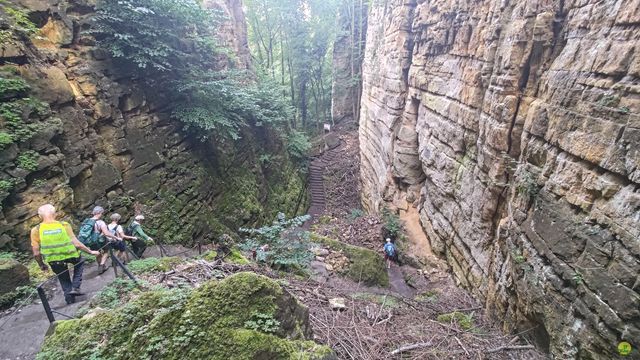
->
xmin=38 ymin=272 xmax=335 ymax=360
xmin=310 ymin=234 xmax=389 ymax=287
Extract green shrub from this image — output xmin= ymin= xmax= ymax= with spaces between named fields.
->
xmin=286 ymin=129 xmax=311 ymax=161
xmin=17 ymin=150 xmax=39 ymax=171
xmin=381 ymin=207 xmax=402 ymax=238
xmin=239 ymin=213 xmax=313 ymax=270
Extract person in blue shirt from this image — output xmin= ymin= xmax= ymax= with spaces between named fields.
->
xmin=383 ymin=238 xmax=397 ymax=269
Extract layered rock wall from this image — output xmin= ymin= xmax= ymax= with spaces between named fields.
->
xmin=0 ymin=0 xmax=306 ymax=251
xmin=359 ymin=0 xmax=640 ymax=357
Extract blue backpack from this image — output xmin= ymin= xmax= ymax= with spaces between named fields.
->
xmin=384 ymin=243 xmax=396 ymax=257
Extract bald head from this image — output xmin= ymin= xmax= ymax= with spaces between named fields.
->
xmin=38 ymin=204 xmax=57 ymax=222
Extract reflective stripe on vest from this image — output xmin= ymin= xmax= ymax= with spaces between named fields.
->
xmin=39 ymin=222 xmax=79 ymax=262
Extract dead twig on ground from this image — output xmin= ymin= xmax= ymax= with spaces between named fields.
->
xmin=390 ymin=342 xmax=433 ymax=355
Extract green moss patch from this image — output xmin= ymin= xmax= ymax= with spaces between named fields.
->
xmin=225 ymin=248 xmax=250 ymax=264
xmin=38 ymin=272 xmax=334 ymax=360
xmin=436 ymin=311 xmax=475 ymax=330
xmin=310 ymin=234 xmax=389 ymax=287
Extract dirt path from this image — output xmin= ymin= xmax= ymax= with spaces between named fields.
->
xmin=0 ymin=245 xmax=197 ymax=360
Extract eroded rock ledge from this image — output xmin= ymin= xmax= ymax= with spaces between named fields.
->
xmin=358 ymin=0 xmax=639 ymax=357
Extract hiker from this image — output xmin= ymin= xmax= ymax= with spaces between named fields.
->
xmin=108 ymin=213 xmax=138 ymax=264
xmin=31 ymin=204 xmax=100 ymax=304
xmin=383 ymin=238 xmax=397 ymax=269
xmin=78 ymin=206 xmax=119 ymax=274
xmin=126 ymin=215 xmax=154 ymax=258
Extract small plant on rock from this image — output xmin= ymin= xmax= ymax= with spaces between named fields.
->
xmin=244 ymin=311 xmax=281 ymax=334
xmin=381 ymin=207 xmax=402 ymax=239
xmin=349 ymin=208 xmax=364 ymax=219
xmin=17 ymin=150 xmax=39 ymax=171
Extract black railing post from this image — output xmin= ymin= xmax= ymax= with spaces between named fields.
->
xmin=197 ymin=239 xmax=202 ymax=255
xmin=109 ymin=247 xmax=118 ymax=277
xmin=37 ymin=286 xmax=55 ymax=323
xmin=110 ymin=252 xmax=137 ymax=283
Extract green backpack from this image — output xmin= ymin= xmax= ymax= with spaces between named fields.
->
xmin=77 ymin=218 xmax=103 ymax=247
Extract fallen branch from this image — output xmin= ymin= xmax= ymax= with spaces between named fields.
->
xmin=486 ymin=345 xmax=535 ymax=353
xmin=390 ymin=342 xmax=432 ymax=355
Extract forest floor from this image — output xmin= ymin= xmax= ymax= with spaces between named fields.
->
xmin=300 ymin=120 xmax=546 ymax=359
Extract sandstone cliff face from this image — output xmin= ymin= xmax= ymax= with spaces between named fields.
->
xmin=359 ymin=0 xmax=640 ymax=357
xmin=0 ymin=0 xmax=305 ymax=251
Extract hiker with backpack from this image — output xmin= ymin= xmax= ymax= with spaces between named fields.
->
xmin=78 ymin=206 xmax=119 ymax=274
xmin=31 ymin=204 xmax=101 ymax=305
xmin=108 ymin=213 xmax=138 ymax=264
xmin=383 ymin=238 xmax=398 ymax=269
xmin=126 ymin=215 xmax=154 ymax=258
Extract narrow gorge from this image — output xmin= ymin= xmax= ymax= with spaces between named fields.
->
xmin=358 ymin=0 xmax=639 ymax=358
xmin=0 ymin=0 xmax=638 ymax=359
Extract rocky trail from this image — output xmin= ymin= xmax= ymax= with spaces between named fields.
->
xmin=303 ymin=122 xmax=546 ymax=359
xmin=0 ymin=245 xmax=198 ymax=360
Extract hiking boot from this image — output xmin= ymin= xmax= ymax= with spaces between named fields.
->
xmin=98 ymin=264 xmax=109 ymax=274
xmin=69 ymin=288 xmax=84 ymax=296
xmin=65 ymin=296 xmax=75 ymax=305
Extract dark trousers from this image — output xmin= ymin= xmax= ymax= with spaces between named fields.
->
xmin=49 ymin=257 xmax=84 ymax=304
xmin=131 ymin=239 xmax=147 ymax=258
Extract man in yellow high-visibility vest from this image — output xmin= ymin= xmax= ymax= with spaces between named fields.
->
xmin=31 ymin=204 xmax=100 ymax=305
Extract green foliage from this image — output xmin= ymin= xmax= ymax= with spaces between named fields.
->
xmin=0 ymin=179 xmax=14 ymax=192
xmin=286 ymin=129 xmax=311 ymax=161
xmin=572 ymin=271 xmax=584 ymax=286
xmin=0 ymin=284 xmax=36 ymax=309
xmin=437 ymin=311 xmax=475 ymax=330
xmin=244 ymin=311 xmax=281 ymax=334
xmin=173 ymin=72 xmax=294 ymax=140
xmin=240 ymin=213 xmax=313 ymax=270
xmin=225 ymin=248 xmax=250 ymax=265
xmin=0 ymin=76 xmax=30 ymax=99
xmin=619 ymin=106 xmax=630 ymax=114
xmin=92 ymin=0 xmax=221 ymax=73
xmin=310 ymin=233 xmax=389 ymax=287
xmin=381 ymin=207 xmax=402 ymax=238
xmin=17 ymin=150 xmax=39 ymax=171
xmin=512 ymin=249 xmax=526 ymax=264
xmin=92 ymin=278 xmax=139 ymax=310
xmin=0 ymin=1 xmax=38 ymax=43
xmin=349 ymin=208 xmax=364 ymax=219
xmin=127 ymin=257 xmax=182 ymax=274
xmin=0 ymin=131 xmax=13 ymax=149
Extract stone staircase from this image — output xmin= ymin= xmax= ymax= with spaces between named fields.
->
xmin=307 ymin=149 xmax=341 ymax=216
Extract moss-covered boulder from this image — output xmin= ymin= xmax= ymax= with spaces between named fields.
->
xmin=310 ymin=234 xmax=389 ymax=287
xmin=38 ymin=272 xmax=335 ymax=360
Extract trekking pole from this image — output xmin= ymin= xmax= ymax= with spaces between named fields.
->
xmin=110 ymin=252 xmax=137 ymax=283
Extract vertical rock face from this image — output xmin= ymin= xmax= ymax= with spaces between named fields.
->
xmin=0 ymin=0 xmax=305 ymax=251
xmin=359 ymin=0 xmax=640 ymax=357
xmin=331 ymin=0 xmax=367 ymax=124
